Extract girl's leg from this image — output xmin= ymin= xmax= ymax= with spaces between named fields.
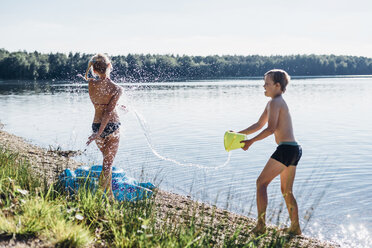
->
xmin=96 ymin=130 xmax=120 ymax=198
xmin=95 ymin=137 xmax=105 ymax=153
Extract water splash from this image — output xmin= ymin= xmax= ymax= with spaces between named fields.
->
xmin=126 ymin=107 xmax=232 ymax=170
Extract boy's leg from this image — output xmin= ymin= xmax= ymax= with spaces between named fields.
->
xmin=253 ymin=158 xmax=286 ymax=233
xmin=280 ymin=165 xmax=301 ymax=235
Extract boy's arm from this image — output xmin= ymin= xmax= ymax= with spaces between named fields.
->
xmin=241 ymin=100 xmax=280 ymax=150
xmin=238 ymin=104 xmax=268 ymax=135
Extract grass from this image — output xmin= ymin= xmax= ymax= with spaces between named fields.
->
xmin=0 ymin=146 xmax=324 ymax=247
xmin=0 ymin=147 xmax=92 ymax=247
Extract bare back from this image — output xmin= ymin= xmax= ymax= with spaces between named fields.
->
xmin=267 ymin=96 xmax=295 ymax=144
xmin=88 ymin=78 xmax=120 ymax=123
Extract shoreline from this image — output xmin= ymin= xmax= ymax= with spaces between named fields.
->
xmin=1 ymin=74 xmax=372 ymax=85
xmin=0 ymin=128 xmax=338 ymax=247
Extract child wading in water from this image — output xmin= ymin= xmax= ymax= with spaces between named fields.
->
xmin=85 ymin=54 xmax=123 ymax=200
xmin=237 ymin=69 xmax=302 ymax=235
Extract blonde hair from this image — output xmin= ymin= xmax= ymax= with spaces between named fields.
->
xmin=85 ymin=53 xmax=112 ymax=80
xmin=264 ymin=69 xmax=290 ymax=93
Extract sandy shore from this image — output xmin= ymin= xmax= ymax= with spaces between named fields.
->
xmin=0 ymin=128 xmax=338 ymax=247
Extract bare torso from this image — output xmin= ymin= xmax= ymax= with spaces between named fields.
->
xmin=88 ymin=78 xmax=120 ymax=123
xmin=267 ymin=96 xmax=296 ymax=144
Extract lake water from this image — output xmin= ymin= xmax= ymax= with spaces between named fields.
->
xmin=1 ymin=77 xmax=371 ymax=247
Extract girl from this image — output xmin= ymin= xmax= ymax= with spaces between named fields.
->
xmin=85 ymin=54 xmax=123 ymax=199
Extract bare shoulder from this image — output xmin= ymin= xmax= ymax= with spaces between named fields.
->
xmin=268 ymin=97 xmax=285 ymax=110
xmin=268 ymin=98 xmax=280 ymax=107
xmin=107 ymin=79 xmax=119 ymax=87
xmin=107 ymin=79 xmax=123 ymax=95
xmin=88 ymin=78 xmax=101 ymax=86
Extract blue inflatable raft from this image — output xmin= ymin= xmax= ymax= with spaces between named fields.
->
xmin=58 ymin=165 xmax=155 ymax=202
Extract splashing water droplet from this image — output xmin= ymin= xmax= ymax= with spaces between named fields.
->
xmin=131 ymin=109 xmax=231 ymax=170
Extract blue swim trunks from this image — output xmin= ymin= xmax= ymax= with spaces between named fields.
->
xmin=271 ymin=141 xmax=302 ymax=167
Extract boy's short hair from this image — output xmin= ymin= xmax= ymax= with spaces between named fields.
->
xmin=264 ymin=69 xmax=290 ymax=93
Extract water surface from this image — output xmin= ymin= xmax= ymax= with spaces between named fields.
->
xmin=1 ymin=77 xmax=371 ymax=247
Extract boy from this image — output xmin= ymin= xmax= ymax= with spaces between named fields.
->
xmin=238 ymin=69 xmax=302 ymax=235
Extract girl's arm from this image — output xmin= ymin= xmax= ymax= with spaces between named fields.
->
xmin=97 ymin=85 xmax=123 ymax=136
xmin=86 ymin=84 xmax=123 ymax=146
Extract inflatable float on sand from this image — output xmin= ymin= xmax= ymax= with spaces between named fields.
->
xmin=58 ymin=165 xmax=155 ymax=202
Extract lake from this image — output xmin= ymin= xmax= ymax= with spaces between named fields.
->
xmin=1 ymin=77 xmax=371 ymax=247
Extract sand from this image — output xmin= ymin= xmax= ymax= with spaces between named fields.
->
xmin=0 ymin=128 xmax=338 ymax=247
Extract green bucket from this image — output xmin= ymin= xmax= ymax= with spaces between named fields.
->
xmin=224 ymin=131 xmax=246 ymax=152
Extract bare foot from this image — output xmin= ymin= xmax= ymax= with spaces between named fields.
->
xmin=252 ymin=224 xmax=267 ymax=235
xmin=107 ymin=196 xmax=115 ymax=204
xmin=108 ymin=192 xmax=115 ymax=202
xmin=280 ymin=226 xmax=302 ymax=236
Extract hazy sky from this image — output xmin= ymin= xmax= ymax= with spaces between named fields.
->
xmin=1 ymin=0 xmax=371 ymax=57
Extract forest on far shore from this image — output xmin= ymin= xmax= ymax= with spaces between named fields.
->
xmin=0 ymin=49 xmax=371 ymax=82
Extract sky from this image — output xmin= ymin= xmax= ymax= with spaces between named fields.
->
xmin=1 ymin=0 xmax=372 ymax=57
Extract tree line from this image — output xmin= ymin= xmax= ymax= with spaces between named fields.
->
xmin=0 ymin=48 xmax=371 ymax=82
